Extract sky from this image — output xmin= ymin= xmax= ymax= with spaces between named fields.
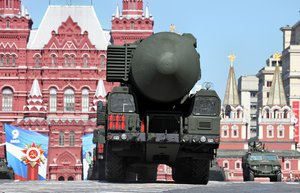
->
xmin=23 ymin=0 xmax=300 ymax=101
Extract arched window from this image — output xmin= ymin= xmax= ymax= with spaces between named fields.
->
xmin=274 ymin=109 xmax=279 ymax=119
xmin=70 ymin=55 xmax=75 ymax=67
xmin=231 ymin=125 xmax=239 ymax=138
xmin=277 ymin=125 xmax=285 ymax=138
xmin=64 ymin=88 xmax=75 ymax=112
xmin=266 ymin=109 xmax=270 ymax=118
xmin=2 ymin=88 xmax=13 ymax=112
xmin=6 ymin=20 xmax=10 ymax=28
xmin=130 ymin=21 xmax=134 ymax=30
xmin=6 ymin=54 xmax=10 ymax=66
xmin=51 ymin=55 xmax=56 ymax=66
xmin=267 ymin=125 xmax=274 ymax=138
xmin=12 ymin=55 xmax=16 ymax=66
xmin=283 ymin=109 xmax=288 ymax=119
xmin=100 ymin=55 xmax=105 ymax=68
xmin=235 ymin=161 xmax=241 ymax=170
xmin=237 ymin=110 xmax=242 ymax=118
xmin=69 ymin=131 xmax=75 ymax=146
xmin=35 ymin=55 xmax=40 ymax=67
xmin=58 ymin=176 xmax=64 ymax=181
xmin=0 ymin=55 xmax=4 ymax=66
xmin=222 ymin=125 xmax=229 ymax=138
xmin=83 ymin=55 xmax=88 ymax=67
xmin=67 ymin=176 xmax=74 ymax=181
xmin=82 ymin=89 xmax=89 ymax=112
xmin=223 ymin=160 xmax=229 ymax=169
xmin=65 ymin=55 xmax=69 ymax=67
xmin=284 ymin=161 xmax=290 ymax=170
xmin=59 ymin=131 xmax=64 ymax=146
xmin=49 ymin=88 xmax=57 ymax=112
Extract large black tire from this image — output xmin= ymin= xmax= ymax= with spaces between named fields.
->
xmin=87 ymin=165 xmax=93 ymax=180
xmin=190 ymin=159 xmax=210 ymax=184
xmin=249 ymin=171 xmax=254 ymax=181
xmin=243 ymin=168 xmax=255 ymax=181
xmin=276 ymin=172 xmax=282 ymax=182
xmin=97 ymin=159 xmax=106 ymax=180
xmin=138 ymin=165 xmax=158 ymax=182
xmin=172 ymin=159 xmax=210 ymax=184
xmin=243 ymin=168 xmax=249 ymax=181
xmin=105 ymin=144 xmax=126 ymax=182
xmin=270 ymin=172 xmax=282 ymax=182
xmin=172 ymin=159 xmax=192 ymax=183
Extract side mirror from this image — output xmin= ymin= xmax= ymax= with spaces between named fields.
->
xmin=282 ymin=157 xmax=285 ymax=163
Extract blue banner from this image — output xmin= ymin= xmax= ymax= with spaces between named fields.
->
xmin=4 ymin=124 xmax=49 ymax=180
xmin=82 ymin=133 xmax=95 ymax=180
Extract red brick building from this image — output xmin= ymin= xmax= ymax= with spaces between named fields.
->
xmin=0 ymin=0 xmax=153 ymax=180
xmin=218 ymin=58 xmax=248 ymax=181
xmin=218 ymin=56 xmax=300 ymax=181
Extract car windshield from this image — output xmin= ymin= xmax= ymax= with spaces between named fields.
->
xmin=249 ymin=155 xmax=278 ymax=161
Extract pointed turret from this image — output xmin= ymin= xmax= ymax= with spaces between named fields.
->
xmin=29 ymin=79 xmax=42 ymax=97
xmin=23 ymin=79 xmax=46 ymax=116
xmin=267 ymin=52 xmax=287 ymax=106
xmin=95 ymin=79 xmax=107 ymax=98
xmin=145 ymin=4 xmax=150 ymax=18
xmin=223 ymin=54 xmax=240 ymax=106
xmin=115 ymin=3 xmax=120 ymax=18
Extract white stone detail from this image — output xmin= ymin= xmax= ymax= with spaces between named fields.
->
xmin=29 ymin=79 xmax=42 ymax=97
xmin=95 ymin=79 xmax=107 ymax=98
xmin=115 ymin=4 xmax=120 ymax=18
xmin=145 ymin=5 xmax=150 ymax=18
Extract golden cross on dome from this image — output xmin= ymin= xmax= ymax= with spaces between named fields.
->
xmin=274 ymin=52 xmax=282 ymax=67
xmin=170 ymin=24 xmax=176 ymax=33
xmin=228 ymin=54 xmax=236 ymax=67
xmin=274 ymin=52 xmax=282 ymax=62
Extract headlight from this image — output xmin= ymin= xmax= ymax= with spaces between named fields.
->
xmin=252 ymin=165 xmax=258 ymax=170
xmin=274 ymin=166 xmax=280 ymax=170
xmin=200 ymin=136 xmax=207 ymax=143
xmin=121 ymin=133 xmax=127 ymax=140
xmin=193 ymin=97 xmax=219 ymax=116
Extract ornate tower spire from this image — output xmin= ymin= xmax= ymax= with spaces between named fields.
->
xmin=267 ymin=52 xmax=287 ymax=106
xmin=223 ymin=54 xmax=240 ymax=106
xmin=145 ymin=4 xmax=150 ymax=18
xmin=0 ymin=0 xmax=21 ymax=15
xmin=115 ymin=3 xmax=120 ymax=18
xmin=111 ymin=0 xmax=153 ymax=45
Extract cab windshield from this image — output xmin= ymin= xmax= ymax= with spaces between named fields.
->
xmin=249 ymin=155 xmax=278 ymax=161
xmin=110 ymin=93 xmax=136 ymax=113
